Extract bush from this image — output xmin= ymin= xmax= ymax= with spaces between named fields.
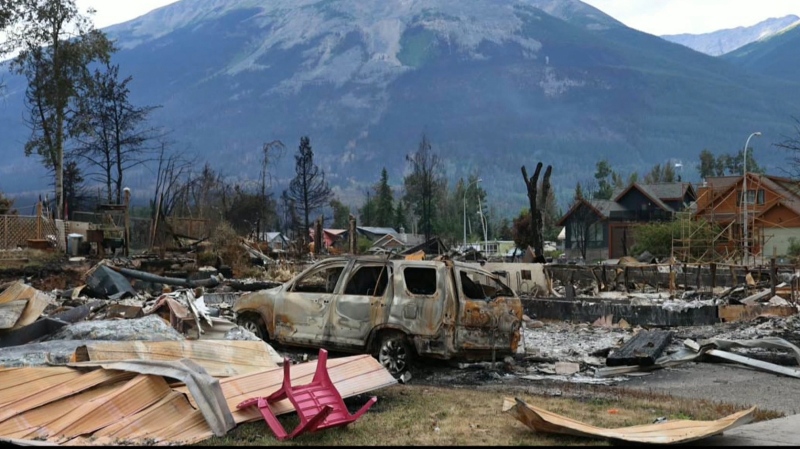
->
xmin=788 ymin=237 xmax=800 ymax=259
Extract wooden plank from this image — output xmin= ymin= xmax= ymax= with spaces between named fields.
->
xmin=0 ymin=371 xmax=83 ymax=408
xmin=718 ymin=305 xmax=797 ymax=323
xmin=606 ymin=330 xmax=673 ymax=367
xmin=0 ymin=300 xmax=27 ymax=329
xmin=504 ymin=397 xmax=755 ymax=444
xmin=0 ymin=283 xmax=32 ymax=305
xmin=13 ymin=290 xmax=52 ymax=330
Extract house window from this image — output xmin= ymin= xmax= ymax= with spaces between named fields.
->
xmin=738 ymin=189 xmax=765 ymax=205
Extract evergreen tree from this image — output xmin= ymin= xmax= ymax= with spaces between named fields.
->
xmin=374 ymin=167 xmax=394 ymax=227
xmin=286 ymin=136 xmax=332 ymax=244
xmin=403 ymin=133 xmax=445 ymax=242
xmin=329 ymin=198 xmax=351 ymax=229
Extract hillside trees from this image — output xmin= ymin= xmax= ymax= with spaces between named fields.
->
xmin=5 ymin=0 xmax=113 ymax=219
xmin=643 ymin=163 xmax=677 ymax=183
xmin=403 ymin=133 xmax=445 ymax=242
xmin=71 ymin=61 xmax=159 ymax=204
xmin=697 ymin=148 xmax=763 ymax=178
xmin=285 ymin=136 xmax=332 ymax=243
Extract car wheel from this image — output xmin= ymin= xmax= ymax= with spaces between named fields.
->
xmin=377 ymin=334 xmax=414 ymax=377
xmin=237 ymin=314 xmax=267 ymax=341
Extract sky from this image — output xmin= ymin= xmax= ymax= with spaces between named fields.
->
xmin=76 ymin=0 xmax=800 ymax=36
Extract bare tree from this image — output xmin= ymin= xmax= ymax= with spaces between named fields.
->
xmin=403 ymin=133 xmax=445 ymax=242
xmin=567 ymin=182 xmax=601 ymax=260
xmin=150 ymin=138 xmax=194 ymax=218
xmin=285 ymin=136 xmax=332 ymax=245
xmin=257 ymin=140 xmax=284 ymax=238
xmin=71 ymin=61 xmax=159 ymax=203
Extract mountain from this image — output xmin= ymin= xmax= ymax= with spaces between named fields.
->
xmin=2 ymin=0 xmax=800 ymax=215
xmin=661 ymin=15 xmax=800 ymax=56
xmin=722 ymin=21 xmax=800 ymax=82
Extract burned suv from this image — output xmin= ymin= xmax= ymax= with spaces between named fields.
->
xmin=233 ymin=256 xmax=523 ymax=376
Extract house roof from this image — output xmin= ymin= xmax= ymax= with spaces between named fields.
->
xmin=556 ymin=198 xmax=621 ymax=226
xmin=611 ymin=182 xmax=696 ymax=214
xmin=696 ymin=173 xmax=800 ymax=217
xmin=262 ymin=232 xmax=286 ymax=241
xmin=358 ymin=226 xmax=398 ymax=236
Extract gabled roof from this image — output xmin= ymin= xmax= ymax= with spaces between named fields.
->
xmin=358 ymin=226 xmax=398 ymax=236
xmin=371 ymin=233 xmax=405 ymax=248
xmin=695 ymin=173 xmax=800 ymax=217
xmin=614 ymin=182 xmax=694 ymax=212
xmin=556 ymin=198 xmax=620 ymax=226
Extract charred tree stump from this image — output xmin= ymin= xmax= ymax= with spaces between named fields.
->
xmin=521 ymin=162 xmax=552 ymax=263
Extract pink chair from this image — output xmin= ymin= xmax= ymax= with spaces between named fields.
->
xmin=236 ymin=349 xmax=377 ymax=440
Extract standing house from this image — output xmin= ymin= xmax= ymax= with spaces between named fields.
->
xmin=693 ymin=174 xmax=800 ymax=259
xmin=558 ymin=182 xmax=696 ymax=261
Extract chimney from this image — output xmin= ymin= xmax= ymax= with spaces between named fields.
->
xmin=400 ymin=226 xmax=406 ymax=243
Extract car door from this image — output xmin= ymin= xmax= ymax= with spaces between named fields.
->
xmin=275 ymin=260 xmax=347 ymax=346
xmin=330 ymin=261 xmax=391 ymax=348
xmin=454 ymin=266 xmax=522 ymax=352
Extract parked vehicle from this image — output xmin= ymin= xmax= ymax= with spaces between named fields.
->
xmin=233 ymin=256 xmax=523 ymax=377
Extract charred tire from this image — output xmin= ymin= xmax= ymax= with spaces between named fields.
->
xmin=377 ymin=333 xmax=414 ymax=378
xmin=237 ymin=313 xmax=267 ymax=341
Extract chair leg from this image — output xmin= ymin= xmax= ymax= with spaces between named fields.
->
xmin=266 ymin=357 xmax=292 ymax=403
xmin=350 ymin=396 xmax=378 ymax=420
xmin=288 ymin=405 xmax=333 ymax=440
xmin=312 ymin=348 xmax=329 ymax=384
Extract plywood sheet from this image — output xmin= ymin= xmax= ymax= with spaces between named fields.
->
xmin=503 ymin=397 xmax=755 ymax=444
xmin=14 ymin=291 xmax=52 ymax=330
xmin=0 ymin=283 xmax=51 ymax=329
xmin=718 ymin=305 xmax=797 ymax=323
xmin=0 ymin=300 xmax=27 ymax=329
xmin=71 ymin=340 xmax=280 ymax=377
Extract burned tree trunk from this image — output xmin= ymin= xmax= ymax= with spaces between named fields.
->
xmin=521 ymin=162 xmax=552 ymax=263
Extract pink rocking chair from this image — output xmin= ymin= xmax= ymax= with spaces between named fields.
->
xmin=236 ymin=349 xmax=377 ymax=440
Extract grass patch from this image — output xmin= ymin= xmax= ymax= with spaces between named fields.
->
xmin=197 ymin=384 xmax=783 ymax=446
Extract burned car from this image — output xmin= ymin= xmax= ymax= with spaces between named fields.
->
xmin=233 ymin=256 xmax=523 ymax=377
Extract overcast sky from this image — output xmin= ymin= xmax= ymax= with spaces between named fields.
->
xmin=77 ymin=0 xmax=800 ymax=35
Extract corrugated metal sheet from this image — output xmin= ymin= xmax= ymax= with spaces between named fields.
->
xmin=503 ymin=397 xmax=756 ymax=445
xmin=0 ymin=370 xmax=82 ymax=408
xmin=0 ymin=353 xmax=396 ymax=446
xmin=41 ymin=374 xmax=172 ymax=442
xmin=0 ymin=385 xmax=117 ymax=438
xmin=69 ymin=340 xmax=280 ymax=377
xmin=0 ymin=369 xmax=134 ymax=422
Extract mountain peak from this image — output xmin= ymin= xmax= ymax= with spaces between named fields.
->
xmin=661 ymin=14 xmax=800 ymax=56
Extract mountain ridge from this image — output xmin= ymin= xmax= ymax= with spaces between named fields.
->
xmin=1 ymin=0 xmax=799 ymax=214
xmin=661 ymin=15 xmax=800 ymax=56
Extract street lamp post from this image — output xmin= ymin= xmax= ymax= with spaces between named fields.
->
xmin=742 ymin=131 xmax=762 ymax=265
xmin=477 ymin=197 xmax=488 ymax=257
xmin=463 ymin=178 xmax=482 ymax=250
